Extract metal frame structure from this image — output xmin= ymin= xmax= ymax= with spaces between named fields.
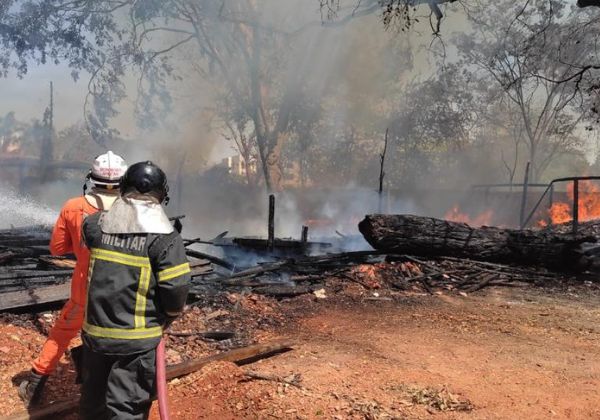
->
xmin=470 ymin=183 xmax=551 ymax=228
xmin=521 ymin=176 xmax=600 ymax=233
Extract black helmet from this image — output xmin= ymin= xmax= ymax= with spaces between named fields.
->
xmin=119 ymin=161 xmax=169 ymax=204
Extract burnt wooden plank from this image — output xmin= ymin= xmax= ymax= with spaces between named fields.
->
xmin=0 ymin=282 xmax=70 ymax=311
xmin=0 ymin=270 xmax=73 ymax=281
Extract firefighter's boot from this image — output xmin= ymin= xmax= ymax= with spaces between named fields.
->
xmin=70 ymin=345 xmax=84 ymax=384
xmin=18 ymin=370 xmax=49 ymax=407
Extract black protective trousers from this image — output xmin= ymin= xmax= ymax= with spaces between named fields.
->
xmin=79 ymin=345 xmax=156 ymax=420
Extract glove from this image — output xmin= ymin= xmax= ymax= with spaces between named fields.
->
xmin=18 ymin=369 xmax=49 ymax=407
xmin=70 ymin=345 xmax=84 ymax=384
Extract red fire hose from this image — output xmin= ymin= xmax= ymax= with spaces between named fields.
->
xmin=156 ymin=337 xmax=171 ymax=420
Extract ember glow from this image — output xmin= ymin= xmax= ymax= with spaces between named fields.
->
xmin=444 ymin=205 xmax=494 ymax=227
xmin=351 ymin=264 xmax=382 ymax=289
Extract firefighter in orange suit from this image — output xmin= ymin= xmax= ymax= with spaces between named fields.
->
xmin=18 ymin=151 xmax=128 ymax=407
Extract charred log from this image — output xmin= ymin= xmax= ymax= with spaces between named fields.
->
xmin=253 ymin=284 xmax=321 ymax=298
xmin=578 ymin=0 xmax=600 ymax=8
xmin=358 ymin=214 xmax=596 ymax=271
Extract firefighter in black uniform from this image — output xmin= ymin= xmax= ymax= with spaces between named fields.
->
xmin=79 ymin=161 xmax=190 ymax=420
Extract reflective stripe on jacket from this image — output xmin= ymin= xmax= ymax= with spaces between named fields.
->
xmin=81 ymin=212 xmax=191 ymax=355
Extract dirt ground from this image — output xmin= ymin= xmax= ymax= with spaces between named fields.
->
xmin=2 ymin=281 xmax=600 ymax=419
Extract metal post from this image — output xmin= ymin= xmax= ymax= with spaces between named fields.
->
xmin=519 ymin=162 xmax=530 ymax=229
xmin=301 ymin=225 xmax=308 ymax=243
xmin=573 ymin=179 xmax=579 ymax=234
xmin=378 ymin=128 xmax=388 ymax=213
xmin=547 ymin=183 xmax=554 ymax=225
xmin=267 ymin=194 xmax=275 ymax=251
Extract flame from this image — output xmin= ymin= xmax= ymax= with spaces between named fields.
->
xmin=444 ymin=205 xmax=494 ymax=227
xmin=547 ymin=181 xmax=600 ymax=225
xmin=357 ymin=264 xmax=377 ymax=276
xmin=398 ymin=261 xmax=423 ymax=276
xmin=304 ymin=218 xmax=333 ymax=228
xmin=548 ymin=202 xmax=572 ymax=224
xmin=444 ymin=181 xmax=600 ymax=228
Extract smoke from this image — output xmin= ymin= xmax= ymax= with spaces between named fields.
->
xmin=1 ymin=0 xmax=594 ymax=237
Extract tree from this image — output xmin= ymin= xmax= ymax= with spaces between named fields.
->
xmin=455 ymin=0 xmax=587 ymax=182
xmin=322 ymin=0 xmax=600 ymax=28
xmin=0 ymin=1 xmax=137 ymax=143
xmin=183 ymin=0 xmax=300 ymax=192
xmin=220 ymin=106 xmax=258 ymax=187
xmin=384 ymin=65 xmax=479 ymax=188
xmin=0 ymin=2 xmax=305 ymax=190
xmin=485 ymin=100 xmax=527 ymax=186
xmin=320 ymin=0 xmax=459 ymax=34
xmin=55 ymin=122 xmax=112 ymax=162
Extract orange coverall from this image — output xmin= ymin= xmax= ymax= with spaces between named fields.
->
xmin=32 ymin=196 xmax=100 ymax=375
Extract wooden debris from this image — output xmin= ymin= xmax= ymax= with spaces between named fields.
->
xmin=464 ymin=273 xmax=498 ymax=293
xmin=0 ymin=251 xmax=17 ymax=264
xmin=38 ymin=256 xmax=76 ymax=269
xmin=253 ymin=284 xmax=320 ymax=298
xmin=0 ymin=282 xmax=70 ymax=311
xmin=0 ymin=270 xmax=72 ymax=281
xmin=243 ymin=370 xmax=303 ymax=388
xmin=0 ymin=219 xmax=583 ymax=313
xmin=185 ymin=249 xmax=235 ymax=271
xmin=167 ymin=339 xmax=293 ymax=378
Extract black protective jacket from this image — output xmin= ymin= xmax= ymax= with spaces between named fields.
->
xmin=81 ymin=212 xmax=190 ymax=355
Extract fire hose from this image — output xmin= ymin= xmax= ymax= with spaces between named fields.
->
xmin=156 ymin=337 xmax=171 ymax=420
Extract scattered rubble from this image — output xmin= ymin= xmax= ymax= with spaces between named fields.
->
xmin=0 ymin=215 xmax=591 ymax=312
xmin=387 ymin=383 xmax=474 ymax=413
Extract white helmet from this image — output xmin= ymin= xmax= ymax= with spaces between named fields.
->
xmin=90 ymin=151 xmax=127 ymax=187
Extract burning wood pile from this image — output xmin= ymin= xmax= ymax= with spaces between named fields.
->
xmin=203 ymin=250 xmax=562 ymax=300
xmin=188 ymin=213 xmax=583 ymax=299
xmin=2 ymin=211 xmax=597 ymax=313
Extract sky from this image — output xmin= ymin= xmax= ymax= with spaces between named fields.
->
xmin=0 ymin=63 xmax=86 ymax=130
xmin=0 ymin=62 xmax=237 ymax=164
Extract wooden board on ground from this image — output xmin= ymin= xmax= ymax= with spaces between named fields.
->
xmin=0 ymin=282 xmax=70 ymax=311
